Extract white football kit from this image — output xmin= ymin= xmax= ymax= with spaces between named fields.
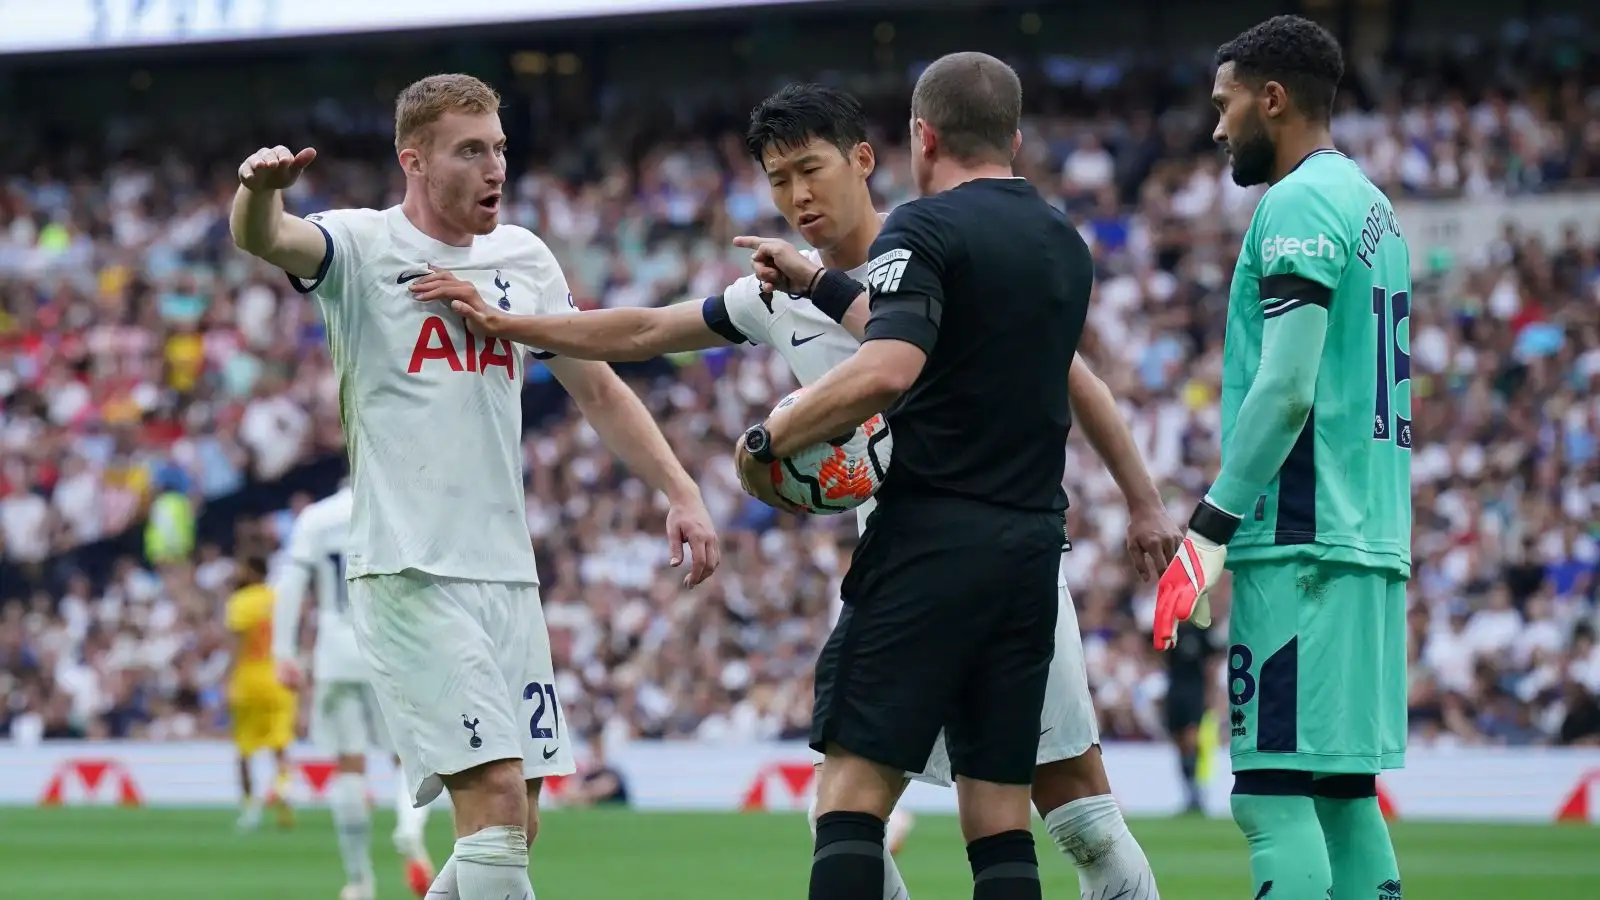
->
xmin=704 ymin=249 xmax=1099 ymax=784
xmin=271 ymin=487 xmax=392 ymax=757
xmin=290 ymin=206 xmax=574 ymax=805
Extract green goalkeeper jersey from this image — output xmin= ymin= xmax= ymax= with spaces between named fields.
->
xmin=1217 ymin=150 xmax=1412 ymax=578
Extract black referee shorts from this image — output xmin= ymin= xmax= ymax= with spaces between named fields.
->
xmin=1164 ymin=680 xmax=1208 ymax=736
xmin=811 ymin=495 xmax=1063 ymax=785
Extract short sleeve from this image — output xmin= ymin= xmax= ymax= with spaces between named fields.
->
xmin=1252 ymin=181 xmax=1350 ymax=319
xmin=704 ymin=274 xmax=773 ymax=346
xmin=862 ymin=201 xmax=950 ymax=353
xmin=519 ymin=231 xmax=579 ymax=359
xmin=289 ymin=208 xmax=364 ymax=298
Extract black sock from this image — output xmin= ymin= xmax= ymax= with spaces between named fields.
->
xmin=968 ymin=829 xmax=1040 ymax=900
xmin=810 ymin=811 xmax=885 ymax=900
xmin=1181 ymin=751 xmax=1200 ymax=806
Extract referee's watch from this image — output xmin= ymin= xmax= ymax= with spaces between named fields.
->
xmin=742 ymin=423 xmax=777 ymax=464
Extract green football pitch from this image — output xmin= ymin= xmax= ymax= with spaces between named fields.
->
xmin=3 ymin=806 xmax=1595 ymax=899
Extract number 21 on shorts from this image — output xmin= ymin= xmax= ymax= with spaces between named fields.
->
xmin=523 ymin=681 xmax=560 ymax=740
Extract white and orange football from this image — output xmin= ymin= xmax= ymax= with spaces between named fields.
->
xmin=766 ymin=388 xmax=893 ymax=515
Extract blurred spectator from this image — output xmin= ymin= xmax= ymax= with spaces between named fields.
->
xmin=2 ymin=21 xmax=1599 ymax=747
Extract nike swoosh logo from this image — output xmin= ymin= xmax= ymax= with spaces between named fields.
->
xmin=1040 ymin=727 xmax=1052 ymax=737
xmin=542 ymin=746 xmax=559 ymax=760
xmin=791 ymin=332 xmax=824 ymax=347
xmin=396 ymin=270 xmax=429 ymax=284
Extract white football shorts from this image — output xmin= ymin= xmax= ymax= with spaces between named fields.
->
xmin=912 ymin=556 xmax=1099 ymax=787
xmin=311 ymin=679 xmax=390 ymax=757
xmin=348 ymin=571 xmax=575 ymax=806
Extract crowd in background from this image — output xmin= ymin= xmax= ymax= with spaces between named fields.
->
xmin=2 ymin=24 xmax=1600 ymax=750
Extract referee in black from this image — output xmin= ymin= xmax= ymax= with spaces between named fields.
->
xmin=732 ymin=52 xmax=1090 ymax=900
xmin=1166 ymin=620 xmax=1223 ymax=814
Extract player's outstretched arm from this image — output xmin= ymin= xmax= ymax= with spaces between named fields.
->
xmin=229 ymin=145 xmax=329 ymax=281
xmin=1068 ymin=354 xmax=1183 ymax=579
xmin=545 ymin=357 xmax=722 ymax=586
xmin=422 ymin=297 xmax=734 ymax=361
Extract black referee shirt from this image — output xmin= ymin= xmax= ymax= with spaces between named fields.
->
xmin=863 ymin=178 xmax=1090 ymax=512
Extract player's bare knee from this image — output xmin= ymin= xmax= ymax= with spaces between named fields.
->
xmin=955 ymin=778 xmax=1034 ymax=842
xmin=336 ymin=753 xmax=367 ymax=775
xmin=442 ymin=758 xmax=528 ymax=833
xmin=813 ymin=745 xmax=901 ymax=819
xmin=1032 ymin=746 xmax=1111 ymax=815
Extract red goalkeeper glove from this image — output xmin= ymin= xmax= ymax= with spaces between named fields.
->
xmin=1153 ymin=499 xmax=1239 ymax=651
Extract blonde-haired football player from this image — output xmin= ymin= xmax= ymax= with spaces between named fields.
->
xmin=230 ymin=74 xmax=721 ymax=900
xmin=225 ymin=555 xmax=296 ymax=831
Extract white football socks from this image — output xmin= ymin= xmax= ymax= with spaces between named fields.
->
xmin=328 ymin=773 xmax=375 ymax=888
xmin=393 ymin=776 xmax=432 ymax=859
xmin=424 ymin=856 xmax=459 ymax=899
xmin=453 ymin=825 xmax=534 ymax=900
xmin=1044 ymin=794 xmax=1159 ymax=900
xmin=807 ymin=794 xmax=911 ymax=900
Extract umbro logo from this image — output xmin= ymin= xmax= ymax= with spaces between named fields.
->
xmin=791 ymin=332 xmax=823 ymax=347
xmin=396 ymin=270 xmax=430 ymax=284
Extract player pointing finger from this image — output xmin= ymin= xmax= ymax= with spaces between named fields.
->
xmin=733 ymin=235 xmax=822 ymax=296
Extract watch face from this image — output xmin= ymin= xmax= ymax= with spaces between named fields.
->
xmin=744 ymin=427 xmax=766 ymax=453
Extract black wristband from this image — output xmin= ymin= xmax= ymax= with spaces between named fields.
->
xmin=1188 ymin=498 xmax=1242 ymax=546
xmin=808 ymin=269 xmax=866 ymax=324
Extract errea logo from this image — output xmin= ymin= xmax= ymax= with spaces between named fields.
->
xmin=1261 ymin=234 xmax=1337 ymax=265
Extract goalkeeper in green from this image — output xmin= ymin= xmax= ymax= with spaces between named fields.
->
xmin=1153 ymin=15 xmax=1411 ymax=900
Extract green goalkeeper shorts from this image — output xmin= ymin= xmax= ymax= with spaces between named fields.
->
xmin=1226 ymin=561 xmax=1408 ymax=774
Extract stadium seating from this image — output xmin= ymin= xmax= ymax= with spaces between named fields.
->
xmin=1 ymin=23 xmax=1597 ymax=751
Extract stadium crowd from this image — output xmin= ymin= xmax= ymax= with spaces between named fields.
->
xmin=2 ymin=28 xmax=1599 ymax=751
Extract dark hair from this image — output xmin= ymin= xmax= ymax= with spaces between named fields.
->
xmin=909 ymin=51 xmax=1021 ymax=164
xmin=1216 ymin=15 xmax=1344 ymax=122
xmin=744 ymin=83 xmax=869 ymax=167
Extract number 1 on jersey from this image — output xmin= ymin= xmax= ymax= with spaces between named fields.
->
xmin=1371 ymin=286 xmax=1411 ymax=449
xmin=328 ymin=553 xmax=349 ymax=613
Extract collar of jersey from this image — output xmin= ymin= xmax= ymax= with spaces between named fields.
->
xmin=387 ymin=205 xmax=484 ymax=262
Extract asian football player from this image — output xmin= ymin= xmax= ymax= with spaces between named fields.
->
xmin=1154 ymin=16 xmax=1411 ymax=900
xmin=271 ymin=483 xmax=439 ymax=900
xmin=229 ymin=74 xmax=721 ymax=900
xmin=426 ymin=82 xmax=1176 ymax=900
xmin=225 ymin=555 xmax=296 ymax=832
